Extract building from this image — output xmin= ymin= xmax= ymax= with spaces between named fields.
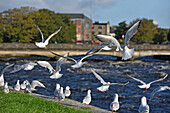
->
xmin=91 ymin=21 xmax=110 ymax=43
xmin=63 ymin=13 xmax=92 ymax=43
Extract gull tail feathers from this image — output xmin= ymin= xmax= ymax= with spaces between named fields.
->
xmin=121 ymin=46 xmax=134 ymax=60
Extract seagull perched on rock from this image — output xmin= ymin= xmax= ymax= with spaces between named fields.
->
xmin=57 ymin=87 xmax=65 ymax=103
xmin=33 ymin=20 xmax=62 ymax=48
xmin=82 ymin=90 xmax=92 ymax=108
xmin=91 ymin=69 xmax=129 ymax=93
xmin=20 ymin=80 xmax=27 ymax=90
xmin=89 ymin=20 xmax=141 ymax=60
xmin=54 ymin=83 xmax=60 ymax=99
xmin=14 ymin=80 xmax=20 ymax=92
xmin=2 ymin=82 xmax=9 ymax=93
xmin=138 ymin=96 xmax=150 ymax=113
xmin=64 ymin=86 xmax=71 ymax=99
xmin=149 ymin=86 xmax=170 ymax=101
xmin=127 ymin=74 xmax=168 ymax=91
xmin=110 ymin=93 xmax=119 ymax=113
xmin=25 ymin=80 xmax=45 ymax=94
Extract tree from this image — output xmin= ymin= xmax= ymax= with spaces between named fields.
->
xmin=167 ymin=30 xmax=170 ymax=42
xmin=131 ymin=18 xmax=158 ymax=43
xmin=153 ymin=28 xmax=168 ymax=44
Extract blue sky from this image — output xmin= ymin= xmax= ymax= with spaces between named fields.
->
xmin=0 ymin=0 xmax=169 ymax=28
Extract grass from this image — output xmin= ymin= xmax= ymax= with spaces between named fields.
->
xmin=0 ymin=90 xmax=90 ymax=113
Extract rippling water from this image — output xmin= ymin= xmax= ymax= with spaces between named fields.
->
xmin=0 ymin=55 xmax=170 ymax=113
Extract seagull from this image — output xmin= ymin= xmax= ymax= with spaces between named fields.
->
xmin=110 ymin=93 xmax=119 ymax=113
xmin=91 ymin=69 xmax=129 ymax=93
xmin=1 ymin=63 xmax=15 ymax=74
xmin=127 ymin=74 xmax=168 ymax=91
xmin=149 ymin=86 xmax=170 ymax=101
xmin=2 ymin=82 xmax=9 ymax=93
xmin=92 ymin=20 xmax=141 ymax=60
xmin=25 ymin=80 xmax=45 ymax=94
xmin=51 ymin=50 xmax=101 ymax=72
xmin=37 ymin=61 xmax=55 ymax=74
xmin=14 ymin=80 xmax=20 ymax=92
xmin=50 ymin=53 xmax=68 ymax=80
xmin=0 ymin=74 xmax=4 ymax=87
xmin=33 ymin=20 xmax=62 ymax=48
xmin=64 ymin=86 xmax=71 ymax=99
xmin=10 ymin=62 xmax=37 ymax=73
xmin=82 ymin=90 xmax=92 ymax=108
xmin=58 ymin=87 xmax=65 ymax=103
xmin=138 ymin=96 xmax=150 ymax=113
xmin=54 ymin=83 xmax=60 ymax=99
xmin=20 ymin=80 xmax=27 ymax=90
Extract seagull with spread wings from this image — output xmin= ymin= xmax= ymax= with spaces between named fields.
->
xmin=33 ymin=20 xmax=62 ymax=48
xmin=127 ymin=74 xmax=168 ymax=91
xmin=91 ymin=69 xmax=129 ymax=93
xmin=149 ymin=86 xmax=170 ymax=101
xmin=87 ymin=20 xmax=141 ymax=60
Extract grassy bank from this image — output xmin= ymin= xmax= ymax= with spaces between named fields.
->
xmin=0 ymin=90 xmax=90 ymax=113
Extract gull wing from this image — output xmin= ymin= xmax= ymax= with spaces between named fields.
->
xmin=91 ymin=69 xmax=106 ymax=85
xmin=44 ymin=26 xmax=62 ymax=44
xmin=127 ymin=75 xmax=146 ymax=85
xmin=1 ymin=63 xmax=15 ymax=74
xmin=10 ymin=64 xmax=25 ymax=73
xmin=31 ymin=80 xmax=45 ymax=89
xmin=50 ymin=51 xmax=77 ymax=63
xmin=55 ymin=53 xmax=68 ymax=72
xmin=37 ymin=61 xmax=55 ymax=74
xmin=125 ymin=20 xmax=141 ymax=46
xmin=33 ymin=20 xmax=44 ymax=42
xmin=96 ymin=35 xmax=121 ymax=48
xmin=85 ymin=45 xmax=111 ymax=55
xmin=150 ymin=86 xmax=170 ymax=101
xmin=110 ymin=81 xmax=129 ymax=86
xmin=149 ymin=74 xmax=168 ymax=85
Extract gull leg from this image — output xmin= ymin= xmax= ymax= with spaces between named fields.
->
xmin=145 ymin=88 xmax=147 ymax=92
xmin=77 ymin=69 xmax=79 ymax=73
xmin=103 ymin=91 xmax=105 ymax=93
xmin=114 ymin=110 xmax=116 ymax=113
xmin=81 ymin=67 xmax=84 ymax=72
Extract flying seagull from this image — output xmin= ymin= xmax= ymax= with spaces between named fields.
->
xmin=127 ymin=74 xmax=168 ymax=91
xmin=149 ymin=86 xmax=170 ymax=101
xmin=89 ymin=20 xmax=141 ymax=60
xmin=91 ymin=69 xmax=129 ymax=93
xmin=33 ymin=20 xmax=62 ymax=48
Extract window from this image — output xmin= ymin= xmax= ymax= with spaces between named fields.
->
xmin=98 ymin=26 xmax=102 ymax=29
xmin=98 ymin=32 xmax=102 ymax=34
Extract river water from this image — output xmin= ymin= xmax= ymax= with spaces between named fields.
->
xmin=0 ymin=55 xmax=169 ymax=113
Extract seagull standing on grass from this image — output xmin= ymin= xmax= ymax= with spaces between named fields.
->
xmin=25 ymin=80 xmax=45 ymax=94
xmin=0 ymin=74 xmax=4 ymax=87
xmin=91 ymin=69 xmax=129 ymax=93
xmin=149 ymin=86 xmax=170 ymax=101
xmin=14 ymin=80 xmax=20 ymax=92
xmin=89 ymin=20 xmax=141 ymax=60
xmin=82 ymin=90 xmax=92 ymax=108
xmin=2 ymin=82 xmax=9 ymax=93
xmin=33 ymin=20 xmax=62 ymax=48
xmin=138 ymin=96 xmax=150 ymax=113
xmin=127 ymin=74 xmax=168 ymax=91
xmin=110 ymin=93 xmax=119 ymax=113
xmin=54 ymin=83 xmax=60 ymax=99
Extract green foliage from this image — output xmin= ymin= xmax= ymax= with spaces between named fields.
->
xmin=0 ymin=90 xmax=90 ymax=113
xmin=153 ymin=28 xmax=169 ymax=44
xmin=0 ymin=7 xmax=76 ymax=43
xmin=115 ymin=21 xmax=128 ymax=40
xmin=131 ymin=18 xmax=158 ymax=43
xmin=167 ymin=30 xmax=170 ymax=42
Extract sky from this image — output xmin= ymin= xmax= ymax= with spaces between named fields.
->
xmin=0 ymin=0 xmax=170 ymax=28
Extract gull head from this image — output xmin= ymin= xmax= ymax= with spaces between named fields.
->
xmin=141 ymin=96 xmax=147 ymax=105
xmin=66 ymin=86 xmax=70 ymax=90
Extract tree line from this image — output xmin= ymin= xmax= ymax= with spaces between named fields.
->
xmin=0 ymin=6 xmax=76 ymax=43
xmin=114 ymin=18 xmax=170 ymax=44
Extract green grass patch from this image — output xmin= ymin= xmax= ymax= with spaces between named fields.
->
xmin=80 ymin=106 xmax=93 ymax=110
xmin=0 ymin=90 xmax=90 ymax=113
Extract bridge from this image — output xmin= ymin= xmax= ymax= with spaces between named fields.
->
xmin=0 ymin=43 xmax=169 ymax=59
